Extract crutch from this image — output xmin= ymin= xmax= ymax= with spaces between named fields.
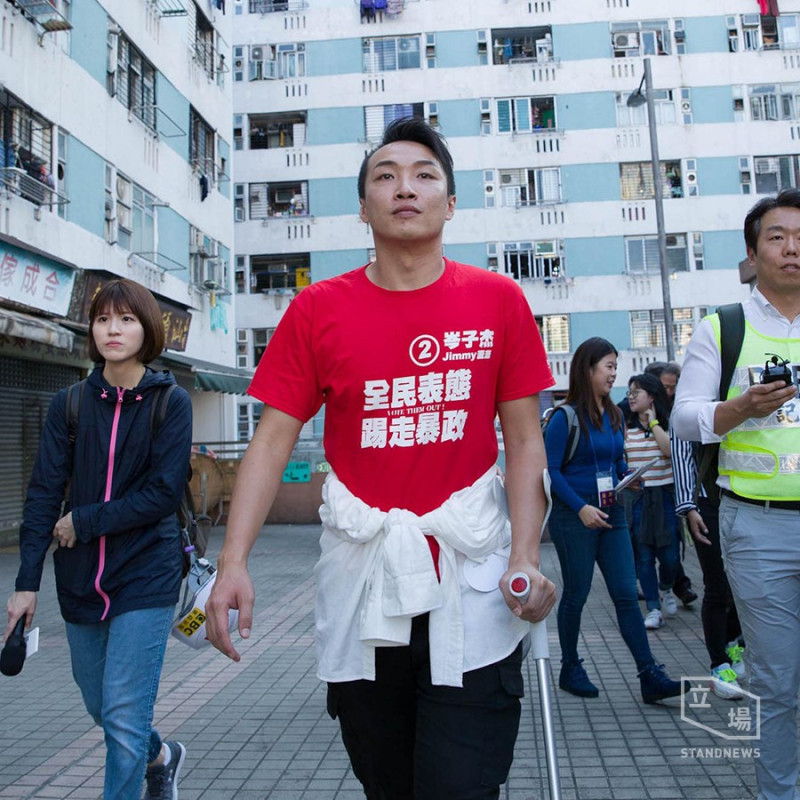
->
xmin=498 ymin=469 xmax=562 ymax=800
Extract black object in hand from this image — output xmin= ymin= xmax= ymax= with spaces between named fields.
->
xmin=761 ymin=354 xmax=792 ymax=385
xmin=0 ymin=617 xmax=27 ymax=676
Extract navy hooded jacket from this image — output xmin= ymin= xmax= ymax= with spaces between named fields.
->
xmin=15 ymin=365 xmax=192 ymax=624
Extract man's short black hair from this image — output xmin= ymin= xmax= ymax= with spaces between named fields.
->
xmin=744 ymin=189 xmax=800 ymax=253
xmin=357 ymin=117 xmax=456 ymax=200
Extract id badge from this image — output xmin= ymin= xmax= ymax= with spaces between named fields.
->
xmin=596 ymin=471 xmax=615 ymax=508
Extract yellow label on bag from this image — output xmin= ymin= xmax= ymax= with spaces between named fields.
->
xmin=176 ymin=607 xmax=207 ymax=637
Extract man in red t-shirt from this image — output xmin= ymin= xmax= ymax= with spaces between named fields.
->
xmin=207 ymin=118 xmax=556 ymax=799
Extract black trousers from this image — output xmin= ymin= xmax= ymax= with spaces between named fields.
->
xmin=693 ymin=497 xmax=742 ymax=667
xmin=326 ymin=614 xmax=524 ymax=800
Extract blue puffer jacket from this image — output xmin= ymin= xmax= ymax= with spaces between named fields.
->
xmin=15 ymin=365 xmax=193 ymax=624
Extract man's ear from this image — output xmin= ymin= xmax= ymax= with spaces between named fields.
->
xmin=359 ymin=198 xmax=369 ymax=224
xmin=445 ymin=195 xmax=456 ymax=221
xmin=747 ymin=245 xmax=757 ymax=266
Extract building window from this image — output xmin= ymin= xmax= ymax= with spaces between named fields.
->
xmin=620 ymin=161 xmax=683 ymax=200
xmin=502 ymin=241 xmax=563 ymax=281
xmin=615 ymin=90 xmax=675 ymax=127
xmin=237 ymin=402 xmax=263 ymax=442
xmin=496 ymin=96 xmax=556 ymax=133
xmin=132 ymin=184 xmax=155 ymax=255
xmin=247 ymin=181 xmax=308 ymax=218
xmin=754 ymin=155 xmax=800 ymax=194
xmin=249 ymin=253 xmax=310 ymax=292
xmin=248 ymin=112 xmax=307 ymax=149
xmin=611 ymin=20 xmax=671 ymax=57
xmin=365 ymin=103 xmax=425 ymax=143
xmin=779 ymin=15 xmax=800 ymax=49
xmin=749 ymin=84 xmax=800 ymax=121
xmin=252 ymin=327 xmax=276 ymax=365
xmin=57 ymin=129 xmax=67 ymax=219
xmin=363 ymin=36 xmax=421 ymax=72
xmin=249 ymin=0 xmax=294 ymax=12
xmin=491 ymin=26 xmax=553 ymax=65
xmin=194 ymin=7 xmax=216 ymax=79
xmin=248 ymin=43 xmax=306 ymax=80
xmin=190 ymin=108 xmax=215 ymax=176
xmin=112 ymin=34 xmax=156 ymax=130
xmin=115 ymin=172 xmax=133 ymax=249
xmin=498 ymin=168 xmax=561 ymax=206
xmin=625 ymin=234 xmax=689 ymax=274
xmin=0 ymin=89 xmax=57 ymax=206
xmin=630 ymin=307 xmax=695 ymax=350
xmin=535 ymin=314 xmax=570 ymax=353
xmin=235 ymin=255 xmax=246 ymax=292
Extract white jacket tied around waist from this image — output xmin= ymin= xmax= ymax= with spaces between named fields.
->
xmin=315 ymin=468 xmax=529 ymax=687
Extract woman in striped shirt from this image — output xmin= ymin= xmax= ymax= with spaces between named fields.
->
xmin=625 ymin=372 xmax=679 ymax=631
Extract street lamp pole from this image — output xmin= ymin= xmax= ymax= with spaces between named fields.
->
xmin=628 ymin=58 xmax=675 ymax=361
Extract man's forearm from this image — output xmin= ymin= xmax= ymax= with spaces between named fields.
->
xmin=504 ymin=439 xmax=547 ymax=569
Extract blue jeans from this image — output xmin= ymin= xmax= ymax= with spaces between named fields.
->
xmin=549 ymin=498 xmax=654 ymax=673
xmin=720 ymin=496 xmax=800 ymax=800
xmin=631 ymin=486 xmax=679 ymax=611
xmin=65 ymin=606 xmax=174 ymax=800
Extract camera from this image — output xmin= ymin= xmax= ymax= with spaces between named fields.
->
xmin=760 ymin=354 xmax=793 ymax=385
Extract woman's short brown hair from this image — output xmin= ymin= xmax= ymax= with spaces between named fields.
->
xmin=87 ymin=279 xmax=165 ymax=364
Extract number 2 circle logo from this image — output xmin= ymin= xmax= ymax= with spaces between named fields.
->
xmin=410 ymin=335 xmax=440 ymax=367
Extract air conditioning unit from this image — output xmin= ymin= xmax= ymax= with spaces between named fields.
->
xmin=535 ymin=241 xmax=557 ymax=256
xmin=274 ymin=188 xmax=294 ymax=204
xmin=235 ymin=58 xmax=244 ymax=70
xmin=116 ymin=175 xmax=131 ymax=205
xmin=399 ymin=38 xmax=416 ymax=51
xmin=235 ymin=207 xmax=245 ymax=222
xmin=755 ymin=157 xmax=779 ymax=173
xmin=250 ymin=46 xmax=264 ymax=61
xmin=666 ymin=234 xmax=685 ymax=248
xmin=742 ymin=13 xmax=761 ymax=27
xmin=685 ymin=171 xmax=698 ymax=185
xmin=681 ymin=100 xmax=692 ymax=113
xmin=237 ymin=328 xmax=249 ymax=343
xmin=614 ymin=32 xmax=639 ymax=49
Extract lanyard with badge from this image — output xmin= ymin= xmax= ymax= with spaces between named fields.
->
xmin=588 ymin=416 xmax=616 ymax=509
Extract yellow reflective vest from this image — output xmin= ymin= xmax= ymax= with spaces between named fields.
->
xmin=710 ymin=314 xmax=800 ymax=501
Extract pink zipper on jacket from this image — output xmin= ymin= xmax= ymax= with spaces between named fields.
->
xmin=94 ymin=386 xmax=126 ymax=620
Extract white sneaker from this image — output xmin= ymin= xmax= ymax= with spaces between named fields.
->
xmin=661 ymin=589 xmax=678 ymax=617
xmin=644 ymin=609 xmax=664 ymax=630
xmin=710 ymin=663 xmax=745 ymax=700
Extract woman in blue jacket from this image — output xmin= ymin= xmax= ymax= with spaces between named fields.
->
xmin=4 ymin=279 xmax=192 ymax=800
xmin=545 ymin=337 xmax=684 ymax=704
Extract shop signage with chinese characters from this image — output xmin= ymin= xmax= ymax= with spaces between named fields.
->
xmin=0 ymin=242 xmax=75 ymax=316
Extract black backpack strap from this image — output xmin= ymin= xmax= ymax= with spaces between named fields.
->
xmin=65 ymin=379 xmax=87 ymax=444
xmin=149 ymin=383 xmax=178 ymax=433
xmin=695 ymin=303 xmax=745 ymax=505
xmin=716 ymin=303 xmax=745 ymax=401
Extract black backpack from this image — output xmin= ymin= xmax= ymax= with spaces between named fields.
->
xmin=64 ymin=380 xmax=207 ymax=576
xmin=694 ymin=303 xmax=746 ymax=505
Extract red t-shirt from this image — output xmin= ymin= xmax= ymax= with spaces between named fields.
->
xmin=248 ymin=259 xmax=554 ymax=516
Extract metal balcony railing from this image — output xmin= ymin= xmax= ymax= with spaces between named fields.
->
xmin=0 ymin=167 xmax=68 ymax=208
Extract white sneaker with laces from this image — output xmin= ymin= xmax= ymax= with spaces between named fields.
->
xmin=710 ymin=663 xmax=745 ymax=701
xmin=644 ymin=609 xmax=664 ymax=630
xmin=661 ymin=589 xmax=678 ymax=617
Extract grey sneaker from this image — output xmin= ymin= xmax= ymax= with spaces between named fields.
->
xmin=143 ymin=741 xmax=186 ymax=800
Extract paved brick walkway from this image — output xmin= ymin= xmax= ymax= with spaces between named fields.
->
xmin=0 ymin=525 xmax=765 ymax=799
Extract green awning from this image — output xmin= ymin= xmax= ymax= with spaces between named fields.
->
xmin=159 ymin=353 xmax=253 ymax=396
xmin=194 ymin=370 xmax=251 ymax=396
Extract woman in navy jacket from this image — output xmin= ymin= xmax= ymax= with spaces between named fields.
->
xmin=544 ymin=337 xmax=684 ymax=705
xmin=5 ymin=279 xmax=192 ymax=800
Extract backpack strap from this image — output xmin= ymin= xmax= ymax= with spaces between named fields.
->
xmin=149 ymin=383 xmax=178 ymax=433
xmin=65 ymin=379 xmax=87 ymax=444
xmin=695 ymin=303 xmax=745 ymax=505
xmin=561 ymin=404 xmax=581 ymax=465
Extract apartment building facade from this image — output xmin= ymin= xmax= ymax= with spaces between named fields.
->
xmin=0 ymin=0 xmax=239 ymax=540
xmin=231 ymin=0 xmax=800 ymax=441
